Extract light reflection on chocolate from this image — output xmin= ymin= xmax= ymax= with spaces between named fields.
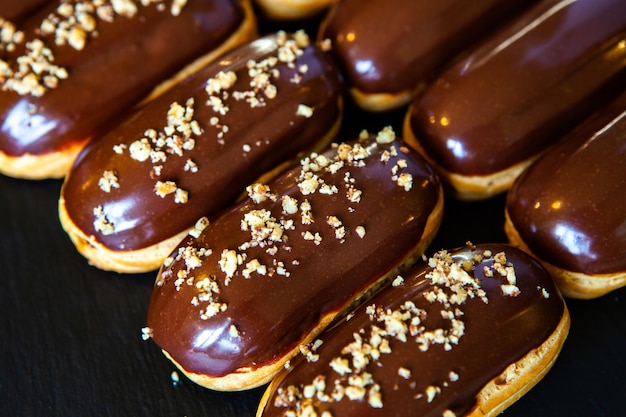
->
xmin=320 ymin=0 xmax=537 ymax=97
xmin=407 ymin=0 xmax=626 ymax=177
xmin=506 ymin=90 xmax=626 ymax=276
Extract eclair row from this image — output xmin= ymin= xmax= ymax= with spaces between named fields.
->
xmin=134 ymin=3 xmax=618 ymax=414
xmin=45 ymin=0 xmax=625 ymax=294
xmin=5 ymin=0 xmax=625 ymax=186
xmin=2 ymin=1 xmax=623 ymax=414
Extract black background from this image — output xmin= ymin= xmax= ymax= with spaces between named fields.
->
xmin=2 ymin=9 xmax=625 ymax=417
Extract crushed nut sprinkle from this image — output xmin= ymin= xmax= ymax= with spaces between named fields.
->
xmin=141 ymin=326 xmax=153 ymax=340
xmin=1 ymin=38 xmax=68 ymax=97
xmin=158 ymin=126 xmax=424 ymax=360
xmin=98 ymin=169 xmax=119 ymax=192
xmin=188 ymin=216 xmax=209 ymax=238
xmin=154 ymin=180 xmax=188 ymax=204
xmin=296 ymin=104 xmax=314 ymax=118
xmin=0 ymin=18 xmax=24 ymax=52
xmin=86 ymin=32 xmax=317 ymax=237
xmin=164 ymin=127 xmax=415 ymax=325
xmin=2 ymin=0 xmax=187 ymax=97
xmin=272 ymin=249 xmax=532 ymax=415
xmin=92 ymin=205 xmax=115 ymax=235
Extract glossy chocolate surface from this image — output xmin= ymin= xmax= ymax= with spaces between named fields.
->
xmin=2 ymin=0 xmax=55 ymax=21
xmin=506 ymin=91 xmax=626 ymax=275
xmin=408 ymin=0 xmax=626 ymax=176
xmin=319 ymin=0 xmax=535 ymax=95
xmin=146 ymin=131 xmax=441 ymax=379
xmin=260 ymin=244 xmax=566 ymax=417
xmin=62 ymin=32 xmax=343 ymax=251
xmin=0 ymin=0 xmax=247 ymax=157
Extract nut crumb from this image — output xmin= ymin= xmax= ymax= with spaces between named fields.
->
xmin=296 ymin=104 xmax=314 ymax=118
xmin=141 ymin=326 xmax=152 ymax=340
xmin=98 ymin=170 xmax=119 ymax=192
xmin=93 ymin=205 xmax=115 ymax=235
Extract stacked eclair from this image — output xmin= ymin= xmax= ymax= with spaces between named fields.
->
xmin=3 ymin=0 xmax=626 ymax=415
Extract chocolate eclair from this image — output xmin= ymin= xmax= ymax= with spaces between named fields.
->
xmin=253 ymin=0 xmax=337 ymax=20
xmin=318 ymin=0 xmax=537 ymax=112
xmin=144 ymin=127 xmax=443 ymax=391
xmin=258 ymin=244 xmax=570 ymax=417
xmin=0 ymin=0 xmax=256 ymax=179
xmin=404 ymin=0 xmax=626 ymax=200
xmin=59 ymin=31 xmax=344 ymax=273
xmin=505 ymin=91 xmax=626 ymax=299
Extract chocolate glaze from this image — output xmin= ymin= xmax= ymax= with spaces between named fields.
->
xmin=2 ymin=0 xmax=56 ymax=21
xmin=319 ymin=0 xmax=536 ymax=96
xmin=407 ymin=0 xmax=626 ymax=176
xmin=146 ymin=131 xmax=441 ymax=380
xmin=259 ymin=244 xmax=567 ymax=417
xmin=0 ymin=0 xmax=248 ymax=157
xmin=506 ymin=91 xmax=626 ymax=276
xmin=61 ymin=32 xmax=343 ymax=252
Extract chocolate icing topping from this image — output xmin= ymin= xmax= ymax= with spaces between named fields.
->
xmin=259 ymin=244 xmax=566 ymax=417
xmin=2 ymin=0 xmax=55 ymax=21
xmin=0 ymin=0 xmax=247 ymax=157
xmin=146 ymin=130 xmax=442 ymax=381
xmin=61 ymin=32 xmax=343 ymax=251
xmin=407 ymin=0 xmax=626 ymax=176
xmin=506 ymin=91 xmax=626 ymax=275
xmin=319 ymin=0 xmax=536 ymax=95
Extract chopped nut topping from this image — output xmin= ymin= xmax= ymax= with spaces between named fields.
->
xmin=296 ymin=104 xmax=314 ymax=118
xmin=2 ymin=0 xmax=187 ymax=97
xmin=129 ymin=138 xmax=152 ymax=162
xmin=272 ymin=248 xmax=533 ymax=415
xmin=205 ymin=70 xmax=237 ymax=95
xmin=375 ymin=125 xmax=396 ymax=144
xmin=247 ymin=183 xmax=275 ymax=204
xmin=539 ymin=286 xmax=550 ymax=299
xmin=98 ymin=169 xmax=119 ymax=192
xmin=174 ymin=187 xmax=188 ymax=204
xmin=154 ymin=180 xmax=176 ymax=197
xmin=281 ymin=195 xmax=299 ymax=215
xmin=398 ymin=367 xmax=411 ymax=379
xmin=392 ymin=275 xmax=404 ymax=287
xmin=229 ymin=324 xmax=240 ymax=338
xmin=92 ymin=205 xmax=115 ymax=235
xmin=189 ymin=217 xmax=209 ymax=238
xmin=219 ymin=249 xmax=240 ymax=280
xmin=170 ymin=0 xmax=187 ymax=16
xmin=140 ymin=326 xmax=153 ymax=340
xmin=1 ymin=38 xmax=68 ymax=96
